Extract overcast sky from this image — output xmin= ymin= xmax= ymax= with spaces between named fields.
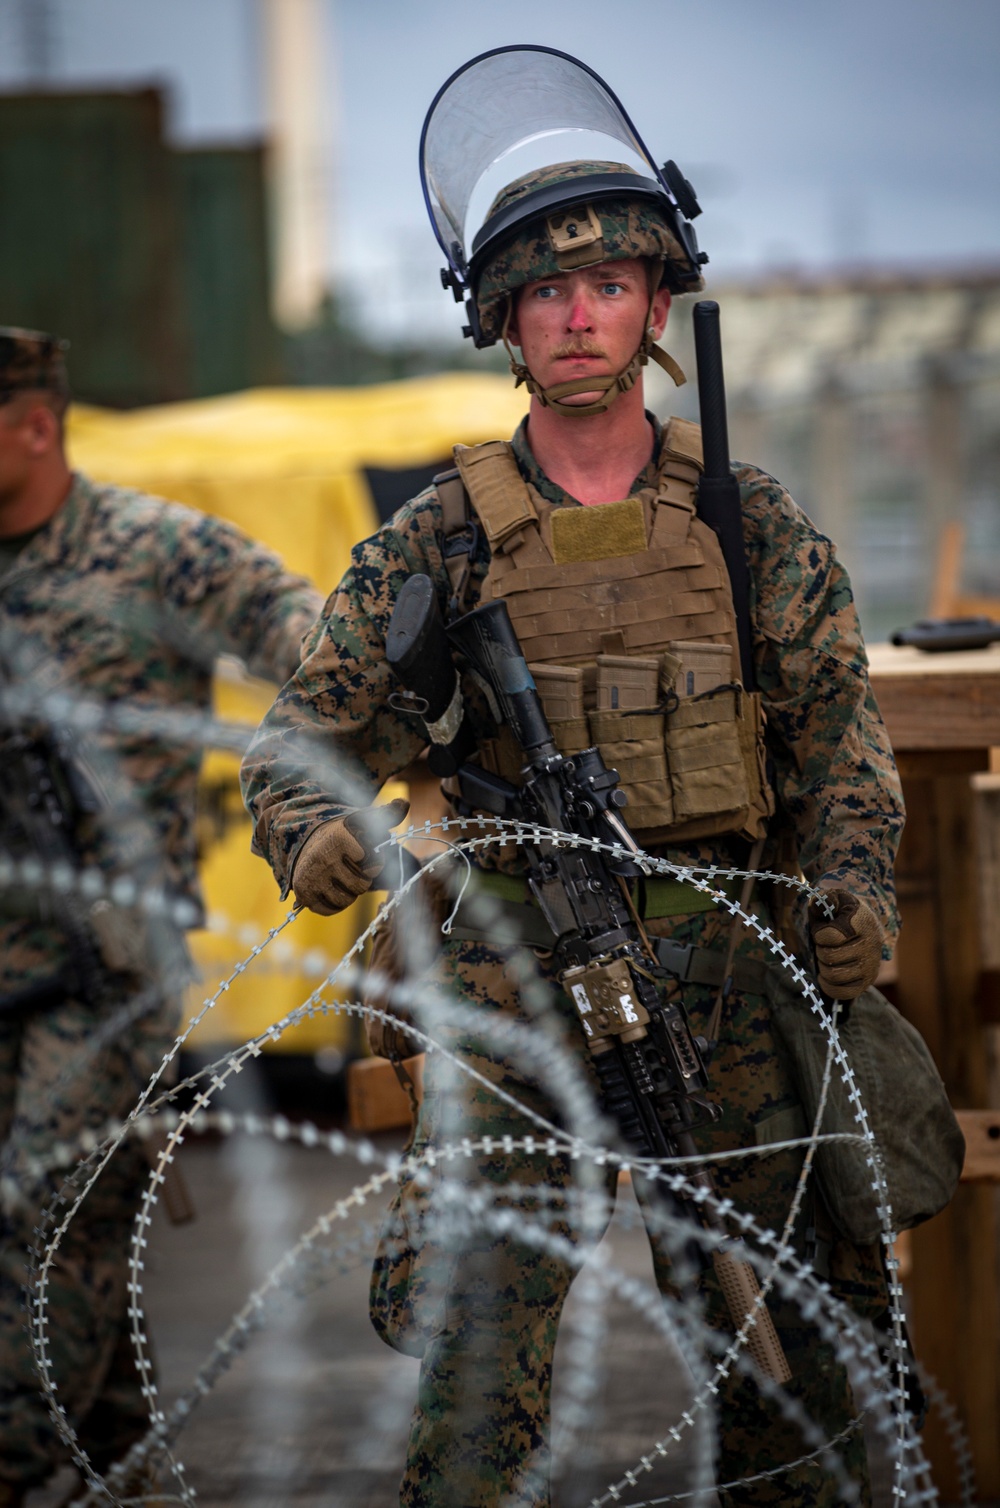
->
xmin=1 ymin=0 xmax=999 ymax=341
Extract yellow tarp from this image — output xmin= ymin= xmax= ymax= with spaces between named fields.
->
xmin=68 ymin=374 xmax=529 ymax=591
xmin=65 ymin=375 xmax=529 ymax=1055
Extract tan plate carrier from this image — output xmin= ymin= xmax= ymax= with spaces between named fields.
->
xmin=440 ymin=418 xmax=773 ymax=846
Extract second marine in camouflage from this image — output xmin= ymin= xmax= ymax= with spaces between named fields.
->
xmin=0 ymin=326 xmax=322 ymax=1504
xmin=242 ymin=46 xmax=903 ymax=1508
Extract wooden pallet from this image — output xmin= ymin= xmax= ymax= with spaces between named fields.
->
xmin=346 ymin=1054 xmax=423 ymax=1133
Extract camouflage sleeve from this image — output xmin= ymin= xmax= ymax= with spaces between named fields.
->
xmin=740 ymin=465 xmax=905 ymax=944
xmin=240 ymin=487 xmax=461 ymax=896
xmin=155 ymin=502 xmax=324 ymax=682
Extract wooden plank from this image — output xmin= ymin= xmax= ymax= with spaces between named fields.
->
xmin=977 ymin=970 xmax=1000 ymax=1025
xmin=875 ymin=677 xmax=1000 ymax=749
xmin=867 ymin=642 xmax=1000 ymax=750
xmin=868 ymin=642 xmax=1000 ymax=678
xmin=894 ymin=749 xmax=988 ymax=780
xmin=928 ymin=520 xmax=966 ymax=618
xmin=346 ymin=1055 xmax=423 ymax=1134
xmin=910 ymin=1185 xmax=1000 ymax=1495
xmin=957 ymin=1110 xmax=1000 ymax=1182
xmin=894 ymin=767 xmax=1000 ymax=1496
xmin=975 ymin=775 xmax=1000 ymax=972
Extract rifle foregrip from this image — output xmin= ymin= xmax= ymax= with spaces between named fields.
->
xmin=448 ymin=601 xmax=554 ymax=754
xmin=712 ymin=1246 xmax=792 ymax=1385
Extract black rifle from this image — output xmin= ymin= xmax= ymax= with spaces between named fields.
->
xmin=693 ymin=300 xmax=755 ymax=691
xmin=0 ymin=678 xmax=110 ymax=1010
xmin=0 ymin=668 xmax=194 ymax=1223
xmin=386 ymin=581 xmax=790 ymax=1383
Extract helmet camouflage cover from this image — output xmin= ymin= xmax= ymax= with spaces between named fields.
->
xmin=0 ymin=326 xmax=69 ymax=403
xmin=474 ymin=161 xmax=705 ymax=343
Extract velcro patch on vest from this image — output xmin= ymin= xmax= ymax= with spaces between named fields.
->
xmin=550 ymin=497 xmax=646 ymax=564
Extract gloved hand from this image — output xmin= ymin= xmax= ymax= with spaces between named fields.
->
xmin=291 ymin=798 xmax=409 ymax=916
xmin=808 ymin=886 xmax=884 ymax=1000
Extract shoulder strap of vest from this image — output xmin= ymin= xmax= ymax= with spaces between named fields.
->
xmin=433 ymin=466 xmax=476 ymax=612
xmin=661 ymin=415 xmax=704 ymax=472
xmin=435 ymin=466 xmax=468 ymax=535
xmin=453 ymin=441 xmax=539 ymax=551
xmin=650 ymin=417 xmax=704 ymax=542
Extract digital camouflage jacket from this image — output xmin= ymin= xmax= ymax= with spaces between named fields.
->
xmin=1 ymin=472 xmax=323 ymax=994
xmin=241 ymin=418 xmax=904 ymax=947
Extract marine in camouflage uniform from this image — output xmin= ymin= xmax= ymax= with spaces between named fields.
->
xmin=242 ymin=109 xmax=903 ymax=1508
xmin=0 ymin=327 xmax=323 ymax=1501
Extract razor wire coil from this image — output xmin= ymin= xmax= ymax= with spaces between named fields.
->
xmin=7 ymin=814 xmax=968 ymax=1507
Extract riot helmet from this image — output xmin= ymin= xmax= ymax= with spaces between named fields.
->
xmin=420 ymin=45 xmax=707 ymax=414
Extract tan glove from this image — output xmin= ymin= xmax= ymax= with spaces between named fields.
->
xmin=291 ymin=798 xmax=409 ymax=916
xmin=808 ymin=886 xmax=884 ymax=1000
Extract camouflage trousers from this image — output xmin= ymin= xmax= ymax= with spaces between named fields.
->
xmin=370 ymin=908 xmax=886 ymax=1508
xmin=0 ymin=986 xmax=177 ymax=1490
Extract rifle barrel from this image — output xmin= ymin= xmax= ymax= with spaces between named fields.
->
xmin=693 ymin=300 xmax=731 ymax=480
xmin=692 ymin=300 xmax=755 ymax=691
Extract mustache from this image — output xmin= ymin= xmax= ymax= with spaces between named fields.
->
xmin=551 ymin=340 xmax=608 ymax=360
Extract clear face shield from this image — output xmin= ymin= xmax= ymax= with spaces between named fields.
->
xmin=419 ymin=46 xmax=703 ymax=348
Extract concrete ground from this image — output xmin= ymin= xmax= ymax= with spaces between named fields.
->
xmin=141 ymin=1133 xmax=712 ymax=1507
xmin=30 ymin=1116 xmax=902 ymax=1507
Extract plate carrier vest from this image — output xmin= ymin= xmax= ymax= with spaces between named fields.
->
xmin=437 ymin=418 xmax=774 ymax=847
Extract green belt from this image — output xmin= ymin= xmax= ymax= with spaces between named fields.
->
xmin=450 ymin=871 xmax=771 ymax=996
xmin=467 ymin=869 xmax=732 ymax=918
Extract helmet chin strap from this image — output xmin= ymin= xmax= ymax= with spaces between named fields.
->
xmin=501 ymin=261 xmax=686 ymax=418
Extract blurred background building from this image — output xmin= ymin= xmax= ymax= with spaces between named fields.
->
xmin=652 ymin=273 xmax=1000 ymax=640
xmin=0 ymin=82 xmax=283 ymax=403
xmin=2 ymin=0 xmax=998 ymax=639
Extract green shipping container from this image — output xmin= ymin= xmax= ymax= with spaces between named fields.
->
xmin=0 ymin=88 xmax=283 ymax=406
